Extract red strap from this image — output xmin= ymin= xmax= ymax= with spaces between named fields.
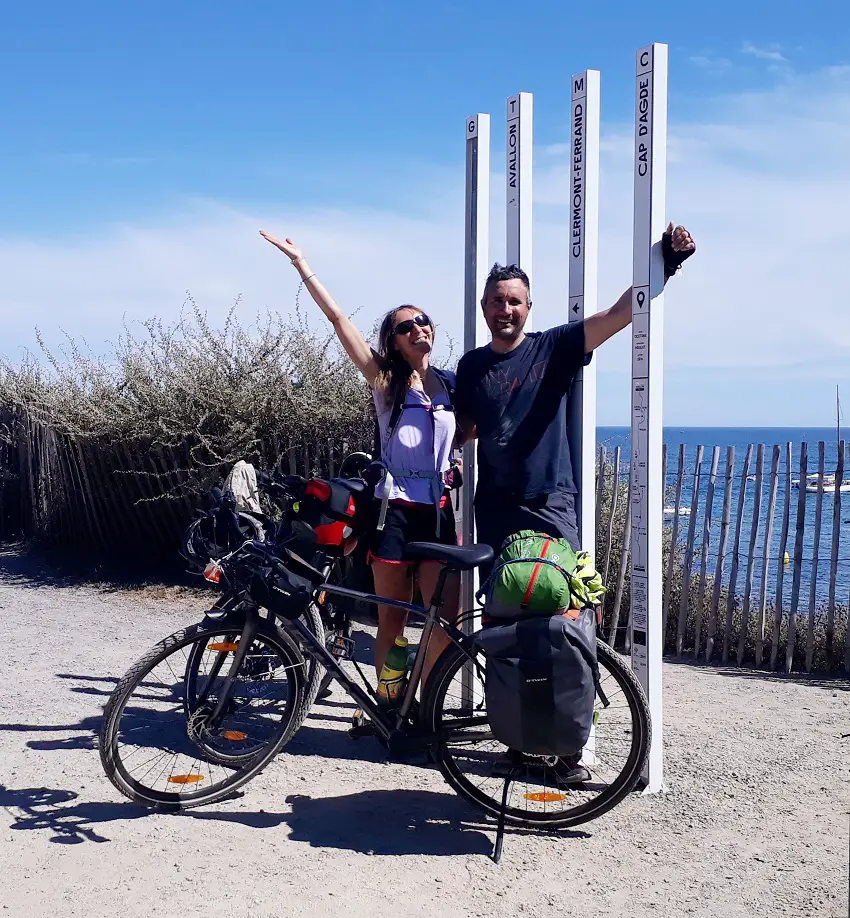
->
xmin=520 ymin=539 xmax=551 ymax=609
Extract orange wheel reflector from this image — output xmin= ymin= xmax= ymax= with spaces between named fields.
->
xmin=223 ymin=730 xmax=248 ymax=741
xmin=318 ymin=591 xmax=327 ymax=604
xmin=524 ymin=792 xmax=567 ymax=803
xmin=209 ymin=642 xmax=239 ymax=652
xmin=168 ymin=774 xmax=205 ymax=785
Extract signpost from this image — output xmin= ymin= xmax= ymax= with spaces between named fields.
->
xmin=567 ymin=69 xmax=600 ymax=557
xmin=506 ymin=92 xmax=533 ymax=329
xmin=630 ymin=42 xmax=668 ymax=792
xmin=461 ymin=113 xmax=490 ymax=706
xmin=461 ymin=49 xmax=669 ymax=788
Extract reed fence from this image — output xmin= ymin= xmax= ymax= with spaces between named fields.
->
xmin=596 ymin=441 xmax=850 ymax=674
xmin=0 ymin=406 xmax=373 ymax=558
xmin=2 ymin=408 xmax=847 ymax=674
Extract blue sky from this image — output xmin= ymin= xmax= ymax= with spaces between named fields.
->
xmin=1 ymin=1 xmax=849 ymax=425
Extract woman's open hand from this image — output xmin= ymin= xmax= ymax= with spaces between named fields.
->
xmin=259 ymin=230 xmax=303 ymax=264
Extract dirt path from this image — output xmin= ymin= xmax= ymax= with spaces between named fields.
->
xmin=0 ymin=545 xmax=847 ymax=918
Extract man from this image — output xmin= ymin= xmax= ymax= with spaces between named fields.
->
xmin=455 ymin=223 xmax=696 ymax=568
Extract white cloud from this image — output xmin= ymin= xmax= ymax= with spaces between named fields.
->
xmin=527 ymin=64 xmax=850 ymax=424
xmin=2 ymin=65 xmax=849 ymax=426
xmin=741 ymin=42 xmax=788 ymax=63
xmin=689 ymin=54 xmax=735 ymax=75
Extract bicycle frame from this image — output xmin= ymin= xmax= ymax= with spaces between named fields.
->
xmin=287 ymin=566 xmax=481 ymax=754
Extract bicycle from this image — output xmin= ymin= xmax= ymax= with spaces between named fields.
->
xmin=99 ymin=530 xmax=651 ymax=858
xmin=180 ymin=467 xmax=370 ymax=709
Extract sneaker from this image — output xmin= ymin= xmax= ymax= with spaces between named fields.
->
xmin=497 ymin=750 xmax=590 ymax=785
xmin=549 ymin=758 xmax=591 ymax=784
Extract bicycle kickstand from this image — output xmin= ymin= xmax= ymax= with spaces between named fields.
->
xmin=492 ymin=767 xmax=519 ymax=864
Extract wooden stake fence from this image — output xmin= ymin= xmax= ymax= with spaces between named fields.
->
xmin=2 ymin=412 xmax=849 ymax=675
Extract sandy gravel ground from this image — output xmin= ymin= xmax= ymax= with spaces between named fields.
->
xmin=0 ymin=545 xmax=848 ymax=918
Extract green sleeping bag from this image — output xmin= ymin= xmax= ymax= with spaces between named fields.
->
xmin=483 ymin=530 xmax=606 ymax=619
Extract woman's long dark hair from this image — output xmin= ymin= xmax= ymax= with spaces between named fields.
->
xmin=375 ymin=305 xmax=431 ymax=412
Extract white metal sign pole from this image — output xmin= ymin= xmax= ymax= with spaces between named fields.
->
xmin=631 ymin=42 xmax=667 ymax=792
xmin=461 ymin=113 xmax=490 ymax=707
xmin=567 ymin=70 xmax=600 ymax=557
xmin=567 ymin=70 xmax=600 ymax=771
xmin=506 ymin=92 xmax=533 ymax=330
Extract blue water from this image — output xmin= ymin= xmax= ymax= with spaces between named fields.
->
xmin=597 ymin=427 xmax=849 ymax=605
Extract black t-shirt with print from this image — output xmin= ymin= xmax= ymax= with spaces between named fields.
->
xmin=454 ymin=322 xmax=591 ymax=502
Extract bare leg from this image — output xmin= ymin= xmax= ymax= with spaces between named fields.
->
xmin=417 ymin=562 xmax=461 ymax=687
xmin=371 ymin=560 xmax=414 ymax=676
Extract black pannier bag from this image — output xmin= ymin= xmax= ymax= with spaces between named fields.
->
xmin=475 ymin=607 xmax=598 ymax=758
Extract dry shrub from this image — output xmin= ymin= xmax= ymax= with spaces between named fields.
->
xmin=0 ymin=296 xmax=374 ymax=471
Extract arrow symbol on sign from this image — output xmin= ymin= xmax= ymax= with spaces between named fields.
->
xmin=572 ymin=302 xmax=579 ymax=314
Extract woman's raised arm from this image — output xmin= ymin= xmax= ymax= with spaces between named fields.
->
xmin=260 ymin=230 xmax=381 ymax=387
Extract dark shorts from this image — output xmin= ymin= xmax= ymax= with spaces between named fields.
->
xmin=474 ymin=489 xmax=580 ymax=579
xmin=368 ymin=501 xmax=458 ymax=565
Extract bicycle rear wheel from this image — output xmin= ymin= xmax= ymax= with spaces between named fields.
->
xmin=100 ymin=621 xmax=307 ymax=810
xmin=423 ymin=637 xmax=650 ymax=829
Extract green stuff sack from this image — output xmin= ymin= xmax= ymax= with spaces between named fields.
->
xmin=483 ymin=530 xmax=578 ymax=619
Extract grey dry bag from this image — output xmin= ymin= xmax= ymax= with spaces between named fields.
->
xmin=475 ymin=608 xmax=598 ymax=757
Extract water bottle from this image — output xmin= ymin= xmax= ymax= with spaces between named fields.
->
xmin=376 ymin=636 xmax=409 ymax=705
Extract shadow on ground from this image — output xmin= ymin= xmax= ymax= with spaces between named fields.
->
xmin=662 ymin=655 xmax=850 ymax=691
xmin=281 ymin=789 xmax=492 ymax=856
xmin=193 ymin=788 xmax=591 ymax=856
xmin=1 ymin=664 xmax=594 ymax=855
xmin=0 ymin=541 xmax=200 ymax=592
xmin=0 ymin=784 xmax=290 ymax=844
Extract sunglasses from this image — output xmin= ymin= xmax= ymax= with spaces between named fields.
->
xmin=391 ymin=313 xmax=432 ymax=336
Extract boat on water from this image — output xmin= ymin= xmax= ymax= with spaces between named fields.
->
xmin=792 ymin=473 xmax=850 ymax=493
xmin=790 ymin=385 xmax=849 ymax=493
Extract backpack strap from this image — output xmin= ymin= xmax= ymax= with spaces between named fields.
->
xmin=432 ymin=366 xmax=455 ymax=403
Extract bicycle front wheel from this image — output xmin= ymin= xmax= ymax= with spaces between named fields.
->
xmin=423 ymin=637 xmax=650 ymax=829
xmin=100 ymin=621 xmax=307 ymax=810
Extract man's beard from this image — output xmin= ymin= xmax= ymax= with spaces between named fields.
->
xmin=490 ymin=318 xmax=522 ymax=340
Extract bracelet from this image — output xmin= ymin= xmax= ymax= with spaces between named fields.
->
xmin=303 ymin=273 xmax=316 ymax=282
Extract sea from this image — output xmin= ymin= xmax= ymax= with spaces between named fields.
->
xmin=597 ymin=427 xmax=848 ymax=605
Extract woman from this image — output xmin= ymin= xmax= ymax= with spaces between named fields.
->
xmin=260 ymin=230 xmax=460 ymax=681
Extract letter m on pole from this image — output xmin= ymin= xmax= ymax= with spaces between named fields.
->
xmin=573 ymin=76 xmax=584 ymax=94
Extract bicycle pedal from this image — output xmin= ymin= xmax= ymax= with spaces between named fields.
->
xmin=349 ymin=708 xmax=376 ymax=739
xmin=348 ymin=721 xmax=378 ymax=740
xmin=327 ymin=633 xmax=355 ymax=660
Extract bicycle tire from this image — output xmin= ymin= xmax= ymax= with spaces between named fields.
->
xmin=422 ymin=637 xmax=650 ymax=829
xmin=291 ymin=600 xmax=326 ymax=709
xmin=185 ymin=602 xmax=325 ymax=724
xmin=100 ymin=621 xmax=308 ymax=810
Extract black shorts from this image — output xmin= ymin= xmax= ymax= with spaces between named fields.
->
xmin=474 ymin=489 xmax=580 ymax=579
xmin=368 ymin=501 xmax=458 ymax=565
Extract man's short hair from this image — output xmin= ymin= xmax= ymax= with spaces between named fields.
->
xmin=482 ymin=263 xmax=531 ymax=302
